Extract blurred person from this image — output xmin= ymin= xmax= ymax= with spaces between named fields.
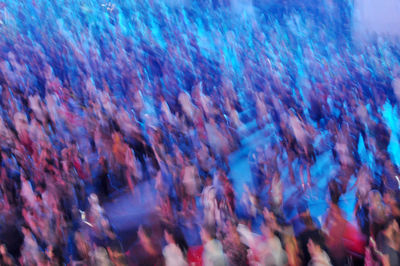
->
xmin=376 ymin=217 xmax=400 ymax=265
xmin=20 ymin=172 xmax=35 ymax=209
xmin=163 ymin=228 xmax=188 ymax=266
xmin=307 ymin=235 xmax=332 ymax=266
xmin=283 ymin=227 xmax=301 ymax=266
xmin=181 ymin=156 xmax=199 ymax=213
xmin=0 ymin=244 xmax=16 ymax=266
xmin=20 ymin=226 xmax=42 ymax=266
xmin=72 ymin=231 xmax=91 ymax=265
xmin=354 ymin=166 xmax=373 ymax=237
xmin=127 ymin=225 xmax=164 ymax=266
xmin=43 ymin=245 xmax=62 ymax=266
xmin=334 ymin=123 xmax=357 ymax=191
xmin=205 ymin=117 xmax=229 ymax=164
xmin=296 ymin=209 xmax=323 ymax=266
xmin=288 ymin=109 xmax=315 ymax=189
xmin=87 ymin=193 xmax=105 ymax=230
xmin=201 ymin=226 xmax=227 ymax=266
xmin=202 ymin=176 xmax=220 ymax=227
xmin=178 ymin=90 xmax=196 ymax=123
xmin=240 ymin=184 xmax=258 ymax=224
xmin=368 ymin=190 xmax=390 ymax=239
xmin=90 ymin=241 xmax=113 ymax=266
xmin=255 ymin=222 xmax=287 ymax=266
xmin=323 ymin=179 xmax=347 ymax=265
xmin=383 ymin=191 xmax=400 ymax=223
xmin=221 ymin=221 xmax=248 ymax=266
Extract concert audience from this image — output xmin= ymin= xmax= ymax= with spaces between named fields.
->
xmin=0 ymin=0 xmax=399 ymax=265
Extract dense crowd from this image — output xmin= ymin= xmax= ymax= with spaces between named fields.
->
xmin=0 ymin=0 xmax=400 ymax=265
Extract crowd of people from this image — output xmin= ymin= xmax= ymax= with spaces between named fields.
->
xmin=0 ymin=0 xmax=400 ymax=265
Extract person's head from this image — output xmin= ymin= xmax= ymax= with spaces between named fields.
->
xmin=0 ymin=244 xmax=7 ymax=255
xmin=70 ymin=140 xmax=77 ymax=149
xmin=382 ymin=217 xmax=399 ymax=236
xmin=383 ymin=190 xmax=398 ymax=207
xmin=205 ymin=175 xmax=213 ymax=186
xmin=20 ymin=171 xmax=28 ymax=182
xmin=46 ymin=245 xmax=54 ymax=260
xmin=112 ymin=132 xmax=121 ymax=143
xmin=263 ymin=207 xmax=276 ymax=226
xmin=307 ymin=238 xmax=321 ymax=257
xmin=164 ymin=228 xmax=175 ymax=245
xmin=369 ymin=190 xmax=384 ymax=208
xmin=200 ymin=226 xmax=216 ymax=243
xmin=21 ymin=226 xmax=30 ymax=236
xmin=35 ymin=192 xmax=42 ymax=202
xmin=89 ymin=193 xmax=99 ymax=206
xmin=307 ymin=233 xmax=325 ymax=257
xmin=138 ymin=226 xmax=152 ymax=245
